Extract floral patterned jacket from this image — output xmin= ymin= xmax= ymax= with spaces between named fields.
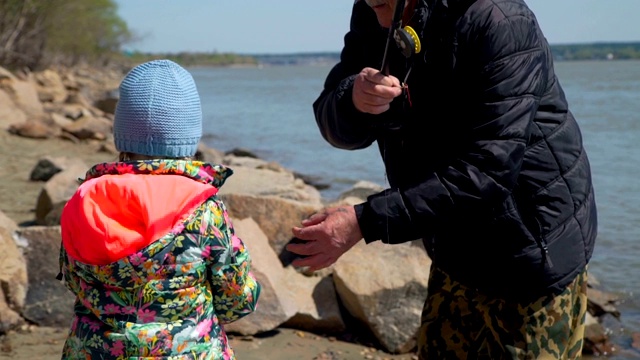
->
xmin=59 ymin=160 xmax=260 ymax=359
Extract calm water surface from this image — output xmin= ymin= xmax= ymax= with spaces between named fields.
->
xmin=189 ymin=61 xmax=640 ymax=357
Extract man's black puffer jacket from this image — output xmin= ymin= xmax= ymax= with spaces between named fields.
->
xmin=312 ymin=0 xmax=597 ymax=301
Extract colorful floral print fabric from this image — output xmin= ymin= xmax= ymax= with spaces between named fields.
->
xmin=60 ymin=160 xmax=260 ymax=359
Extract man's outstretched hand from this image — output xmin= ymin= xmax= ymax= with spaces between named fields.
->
xmin=287 ymin=205 xmax=363 ymax=272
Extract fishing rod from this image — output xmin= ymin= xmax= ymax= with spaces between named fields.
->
xmin=380 ymin=0 xmax=406 ymax=75
xmin=380 ymin=1 xmax=422 ymax=76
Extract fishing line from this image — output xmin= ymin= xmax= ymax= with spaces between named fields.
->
xmin=380 ymin=0 xmax=407 ymax=240
xmin=379 ymin=0 xmax=422 ymax=242
xmin=381 ymin=0 xmax=407 ymax=75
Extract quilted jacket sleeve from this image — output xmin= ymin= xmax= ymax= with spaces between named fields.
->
xmin=312 ymin=1 xmax=385 ymax=150
xmin=357 ymin=8 xmax=549 ymax=243
xmin=205 ymin=198 xmax=261 ymax=324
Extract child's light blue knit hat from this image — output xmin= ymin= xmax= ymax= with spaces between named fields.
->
xmin=114 ymin=59 xmax=202 ymax=158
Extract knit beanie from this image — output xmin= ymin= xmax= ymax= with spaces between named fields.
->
xmin=113 ymin=59 xmax=202 ymax=158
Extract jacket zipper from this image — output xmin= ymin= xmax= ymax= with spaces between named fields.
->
xmin=535 ymin=219 xmax=554 ymax=269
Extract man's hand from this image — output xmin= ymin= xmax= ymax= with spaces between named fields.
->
xmin=286 ymin=206 xmax=363 ymax=272
xmin=353 ymin=67 xmax=403 ymax=114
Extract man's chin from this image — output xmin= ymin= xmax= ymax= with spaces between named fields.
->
xmin=376 ymin=20 xmax=392 ymax=29
xmin=373 ymin=13 xmax=392 ymax=28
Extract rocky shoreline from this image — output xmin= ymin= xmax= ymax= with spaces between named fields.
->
xmin=0 ymin=64 xmax=630 ymax=358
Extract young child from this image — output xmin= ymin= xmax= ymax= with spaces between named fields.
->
xmin=59 ymin=59 xmax=260 ymax=359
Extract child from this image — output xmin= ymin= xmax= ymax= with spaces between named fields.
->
xmin=59 ymin=59 xmax=260 ymax=359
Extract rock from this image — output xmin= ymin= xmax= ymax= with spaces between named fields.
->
xmin=61 ymin=115 xmax=112 ymax=140
xmin=632 ymin=332 xmax=640 ymax=352
xmin=195 ymin=142 xmax=224 ymax=164
xmin=8 ymin=119 xmax=59 ymax=139
xmin=33 ymin=69 xmax=68 ymax=104
xmin=50 ymin=113 xmax=75 ymax=129
xmin=225 ymin=147 xmax=259 ymax=158
xmin=583 ymin=312 xmax=617 ymax=356
xmin=292 ymin=172 xmax=331 ymax=191
xmin=14 ymin=226 xmax=74 ymax=327
xmin=0 ymin=211 xmax=27 ymax=333
xmin=43 ymin=202 xmax=68 ymax=227
xmin=224 ymin=155 xmax=272 ymax=170
xmin=337 ymin=181 xmax=384 ymax=202
xmin=53 ymin=103 xmax=90 ymax=121
xmin=221 ymin=166 xmax=323 ymax=205
xmin=282 ymin=275 xmax=346 ymax=334
xmin=587 ymin=287 xmax=621 ymax=318
xmin=333 ymin=241 xmax=431 ymax=354
xmin=0 ymin=67 xmax=45 ymax=118
xmin=98 ymin=141 xmax=118 ymax=155
xmin=0 ymin=88 xmax=27 ymax=130
xmin=34 ymin=164 xmax=87 ymax=225
xmin=223 ymin=218 xmax=297 ymax=335
xmin=218 ymin=165 xmax=323 ymax=255
xmin=29 ymin=156 xmax=85 ymax=182
xmin=65 ymin=91 xmax=92 ymax=108
xmin=220 ymin=193 xmax=320 ymax=256
xmin=93 ymin=89 xmax=119 ymax=115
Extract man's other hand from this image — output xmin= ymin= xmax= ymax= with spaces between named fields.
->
xmin=287 ymin=206 xmax=363 ymax=272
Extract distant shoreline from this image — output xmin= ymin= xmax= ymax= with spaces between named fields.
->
xmin=126 ymin=41 xmax=640 ymax=68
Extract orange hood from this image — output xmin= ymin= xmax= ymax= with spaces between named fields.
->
xmin=61 ymin=174 xmax=218 ymax=265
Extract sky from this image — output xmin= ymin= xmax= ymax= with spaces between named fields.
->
xmin=114 ymin=0 xmax=640 ymax=54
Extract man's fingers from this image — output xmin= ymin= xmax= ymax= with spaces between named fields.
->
xmin=358 ymin=76 xmax=402 ymax=99
xmin=301 ymin=212 xmax=327 ymax=226
xmin=292 ymin=225 xmax=317 ymax=240
xmin=362 ymin=67 xmax=401 ymax=87
xmin=291 ymin=253 xmax=332 ymax=272
xmin=286 ymin=239 xmax=321 ymax=256
xmin=361 ymin=104 xmax=391 ymax=115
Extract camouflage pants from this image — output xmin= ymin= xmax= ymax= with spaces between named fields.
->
xmin=417 ymin=265 xmax=588 ymax=360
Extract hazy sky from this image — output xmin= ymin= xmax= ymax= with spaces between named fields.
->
xmin=115 ymin=1 xmax=640 ymax=54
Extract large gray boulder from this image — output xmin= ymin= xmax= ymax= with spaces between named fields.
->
xmin=281 ymin=275 xmax=345 ymax=334
xmin=223 ymin=218 xmax=297 ymax=335
xmin=14 ymin=226 xmax=74 ymax=327
xmin=333 ymin=241 xmax=431 ymax=354
xmin=218 ymin=166 xmax=323 ymax=255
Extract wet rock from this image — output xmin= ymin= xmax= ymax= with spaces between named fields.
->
xmin=587 ymin=287 xmax=621 ymax=318
xmin=226 ymin=147 xmax=259 ymax=158
xmin=632 ymin=332 xmax=640 ymax=352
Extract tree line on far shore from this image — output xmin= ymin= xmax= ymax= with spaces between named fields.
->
xmin=1 ymin=0 xmax=638 ymax=71
xmin=551 ymin=42 xmax=640 ymax=61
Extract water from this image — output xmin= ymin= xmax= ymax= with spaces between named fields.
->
xmin=192 ymin=65 xmax=386 ymax=198
xmin=189 ymin=61 xmax=640 ymax=356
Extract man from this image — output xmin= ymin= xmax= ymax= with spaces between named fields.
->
xmin=286 ymin=0 xmax=598 ymax=359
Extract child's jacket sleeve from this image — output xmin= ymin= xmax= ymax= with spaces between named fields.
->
xmin=206 ymin=198 xmax=261 ymax=324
